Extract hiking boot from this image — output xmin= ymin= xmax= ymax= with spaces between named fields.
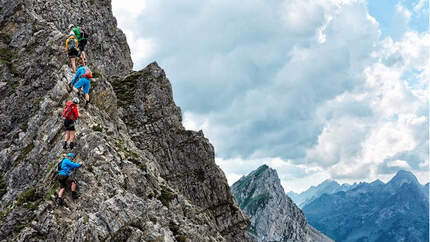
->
xmin=84 ymin=101 xmax=89 ymax=109
xmin=63 ymin=141 xmax=68 ymax=149
xmin=57 ymin=197 xmax=64 ymax=206
xmin=72 ymin=191 xmax=79 ymax=200
xmin=69 ymin=142 xmax=74 ymax=150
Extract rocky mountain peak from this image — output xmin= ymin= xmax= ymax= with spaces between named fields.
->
xmin=232 ymin=165 xmax=285 ymax=212
xmin=388 ymin=170 xmax=420 ymax=187
xmin=232 ymin=165 xmax=333 ymax=242
xmin=0 ymin=1 xmax=251 ymax=241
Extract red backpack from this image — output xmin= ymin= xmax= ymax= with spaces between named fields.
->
xmin=62 ymin=101 xmax=77 ymax=120
xmin=81 ymin=67 xmax=92 ymax=78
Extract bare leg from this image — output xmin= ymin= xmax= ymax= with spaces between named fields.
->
xmin=71 ymin=182 xmax=76 ymax=192
xmin=70 ymin=58 xmax=76 ymax=72
xmin=65 ymin=131 xmax=70 ymax=142
xmin=84 ymin=94 xmax=89 ymax=102
xmin=58 ymin=188 xmax=65 ymax=198
xmin=70 ymin=131 xmax=75 ymax=142
xmin=80 ymin=51 xmax=86 ymax=65
xmin=73 ymin=87 xmax=79 ymax=94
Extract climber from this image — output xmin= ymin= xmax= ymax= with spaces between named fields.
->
xmin=69 ymin=62 xmax=92 ymax=108
xmin=62 ymin=97 xmax=80 ymax=149
xmin=69 ymin=24 xmax=88 ymax=65
xmin=65 ymin=28 xmax=80 ymax=72
xmin=57 ymin=153 xmax=82 ymax=206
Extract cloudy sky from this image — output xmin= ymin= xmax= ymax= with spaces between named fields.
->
xmin=112 ymin=0 xmax=429 ymax=193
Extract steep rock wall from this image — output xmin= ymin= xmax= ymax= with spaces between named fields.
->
xmin=232 ymin=165 xmax=332 ymax=242
xmin=0 ymin=1 xmax=250 ymax=241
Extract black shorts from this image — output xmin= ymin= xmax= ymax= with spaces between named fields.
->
xmin=64 ymin=119 xmax=75 ymax=131
xmin=79 ymin=39 xmax=87 ymax=51
xmin=58 ymin=175 xmax=69 ymax=189
xmin=68 ymin=48 xmax=79 ymax=58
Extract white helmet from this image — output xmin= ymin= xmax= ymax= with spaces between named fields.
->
xmin=72 ymin=97 xmax=80 ymax=104
xmin=68 ymin=24 xmax=74 ymax=29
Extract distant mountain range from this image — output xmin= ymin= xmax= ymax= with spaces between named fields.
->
xmin=231 ymin=165 xmax=333 ymax=242
xmin=288 ymin=179 xmax=358 ymax=208
xmin=303 ymin=170 xmax=429 ymax=242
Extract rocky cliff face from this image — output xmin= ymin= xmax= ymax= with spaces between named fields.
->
xmin=0 ymin=0 xmax=250 ymax=241
xmin=231 ymin=165 xmax=332 ymax=242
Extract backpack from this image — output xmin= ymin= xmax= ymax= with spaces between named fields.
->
xmin=80 ymin=27 xmax=89 ymax=39
xmin=57 ymin=158 xmax=65 ymax=172
xmin=66 ymin=36 xmax=78 ymax=51
xmin=62 ymin=101 xmax=77 ymax=120
xmin=81 ymin=67 xmax=92 ymax=78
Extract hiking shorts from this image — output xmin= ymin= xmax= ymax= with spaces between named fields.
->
xmin=64 ymin=118 xmax=75 ymax=131
xmin=74 ymin=78 xmax=90 ymax=94
xmin=58 ymin=174 xmax=76 ymax=189
xmin=68 ymin=48 xmax=79 ymax=58
xmin=58 ymin=175 xmax=70 ymax=189
xmin=79 ymin=39 xmax=87 ymax=51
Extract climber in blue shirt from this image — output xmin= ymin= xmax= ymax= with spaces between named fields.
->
xmin=69 ymin=62 xmax=92 ymax=109
xmin=57 ymin=153 xmax=82 ymax=206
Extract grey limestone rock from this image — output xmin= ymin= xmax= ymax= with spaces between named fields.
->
xmin=231 ymin=165 xmax=333 ymax=242
xmin=0 ymin=0 xmax=250 ymax=241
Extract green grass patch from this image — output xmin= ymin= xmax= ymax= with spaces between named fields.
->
xmin=20 ymin=122 xmax=28 ymax=132
xmin=111 ymin=73 xmax=140 ymax=108
xmin=33 ymin=97 xmax=43 ymax=106
xmin=0 ymin=47 xmax=15 ymax=61
xmin=6 ymin=79 xmax=18 ymax=90
xmin=17 ymin=187 xmax=36 ymax=205
xmin=45 ymin=181 xmax=59 ymax=201
xmin=92 ymin=69 xmax=101 ymax=78
xmin=91 ymin=124 xmax=103 ymax=132
xmin=0 ymin=46 xmax=18 ymax=79
xmin=158 ymin=185 xmax=177 ymax=208
xmin=17 ymin=187 xmax=42 ymax=210
xmin=15 ymin=142 xmax=34 ymax=164
xmin=176 ymin=235 xmax=187 ymax=242
xmin=0 ymin=207 xmax=11 ymax=222
xmin=116 ymin=139 xmax=140 ymax=161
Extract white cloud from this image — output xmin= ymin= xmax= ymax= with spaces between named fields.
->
xmin=396 ymin=3 xmax=412 ymax=20
xmin=112 ymin=0 xmax=152 ymax=66
xmin=224 ymin=172 xmax=243 ymax=186
xmin=114 ymin=0 xmax=429 ymax=189
xmin=387 ymin=160 xmax=411 ymax=169
xmin=280 ymin=0 xmax=325 ymax=36
xmin=304 ymin=31 xmax=429 ymax=181
xmin=413 ymin=0 xmax=427 ymax=13
xmin=183 ymin=111 xmax=209 ymax=132
xmin=112 ymin=0 xmax=147 ymax=15
xmin=216 ymin=156 xmax=329 ymax=193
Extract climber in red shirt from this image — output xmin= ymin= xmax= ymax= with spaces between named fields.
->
xmin=62 ymin=97 xmax=80 ymax=149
